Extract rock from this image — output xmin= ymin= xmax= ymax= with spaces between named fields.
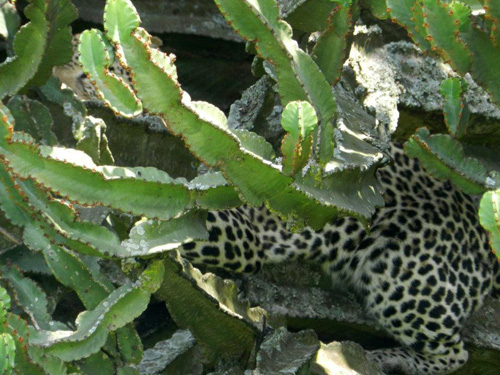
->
xmin=73 ymin=0 xmax=239 ymax=41
xmin=347 ymin=24 xmax=500 ymax=143
xmin=311 ymin=341 xmax=383 ymax=375
xmin=253 ymin=328 xmax=319 ymax=375
xmin=242 ymin=261 xmax=500 ymax=356
xmin=464 ymin=296 xmax=500 ymax=351
xmin=138 ymin=329 xmax=198 ymax=374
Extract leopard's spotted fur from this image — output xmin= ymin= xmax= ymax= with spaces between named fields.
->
xmin=57 ymin=38 xmax=500 ymax=375
xmin=182 ymin=144 xmax=500 ymax=374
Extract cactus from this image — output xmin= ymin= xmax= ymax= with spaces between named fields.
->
xmin=74 ymin=0 xmax=385 ymax=229
xmin=0 ymin=0 xmax=498 ymax=372
xmin=78 ymin=30 xmax=142 ymax=117
xmin=383 ymin=0 xmax=500 ymax=105
xmin=404 ymin=128 xmax=492 ymax=195
xmin=155 ymin=251 xmax=263 ymax=366
xmin=440 ymin=77 xmax=470 ymax=139
xmin=0 ymin=264 xmax=67 ymax=331
xmin=311 ymin=1 xmax=355 ymax=86
xmin=0 ymin=288 xmax=15 ymax=375
xmin=280 ymin=101 xmax=318 ymax=176
xmin=362 ymin=0 xmax=500 ymax=257
xmin=0 ymin=0 xmax=77 ymax=99
xmin=30 ymin=260 xmax=163 ymax=361
xmin=479 ymin=190 xmax=500 ymax=259
xmin=7 ymin=96 xmax=58 ymax=146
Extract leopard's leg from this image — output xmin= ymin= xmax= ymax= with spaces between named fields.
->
xmin=366 ymin=341 xmax=468 ymax=375
xmin=355 ymin=232 xmax=476 ymax=375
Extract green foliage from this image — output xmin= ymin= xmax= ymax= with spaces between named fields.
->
xmin=311 ymin=1 xmax=354 ymax=85
xmin=0 ymin=0 xmax=77 ymax=99
xmin=155 ymin=252 xmax=262 ymax=366
xmin=0 ymin=0 xmax=499 ymax=373
xmin=78 ymin=29 xmax=142 ymax=117
xmin=440 ymin=78 xmax=470 ymax=138
xmin=77 ymin=0 xmax=385 ymax=229
xmin=384 ymin=0 xmax=500 ymax=105
xmin=281 ymin=101 xmax=317 ymax=176
xmin=0 ymin=332 xmax=15 ymax=375
xmin=479 ymin=190 xmax=500 ymax=260
xmin=365 ymin=0 xmax=500 ymax=256
xmin=0 ymin=2 xmax=20 ymax=49
xmin=30 ymin=261 xmax=163 ymax=362
xmin=405 ymin=128 xmax=490 ymax=195
xmin=0 ymin=288 xmax=15 ymax=375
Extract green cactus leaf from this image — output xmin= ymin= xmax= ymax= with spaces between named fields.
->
xmin=0 ymin=1 xmax=20 ymax=44
xmin=404 ymin=128 xmax=488 ymax=195
xmin=0 ymin=288 xmax=10 ymax=321
xmin=190 ymin=172 xmax=243 ymax=210
xmin=386 ymin=0 xmax=430 ymax=50
xmin=7 ymin=96 xmax=58 ymax=146
xmin=421 ymin=0 xmax=472 ymax=73
xmin=0 ymin=0 xmax=48 ymax=99
xmin=213 ymin=0 xmax=336 ymax=154
xmin=64 ymin=0 xmax=386 ymax=227
xmin=190 ymin=101 xmax=228 ymax=129
xmin=17 ymin=170 xmax=237 ymax=258
xmin=484 ymin=0 xmax=500 ymax=46
xmin=312 ymin=2 xmax=353 ymax=85
xmin=0 ymin=333 xmax=16 ymax=375
xmin=281 ymin=101 xmax=317 ymax=176
xmin=0 ymin=265 xmax=66 ymax=331
xmin=0 ymin=313 xmax=66 ymax=375
xmin=285 ymin=0 xmax=341 ymax=32
xmin=11 ymin=174 xmax=219 ymax=259
xmin=0 ymin=247 xmax=51 ymax=275
xmin=42 ymin=244 xmax=112 ymax=309
xmin=76 ymin=323 xmax=142 ymax=375
xmin=25 ymin=0 xmax=78 ymax=88
xmin=76 ymin=352 xmax=114 ymax=375
xmin=0 ymin=164 xmax=30 ymax=228
xmin=76 ymin=117 xmax=114 ymax=166
xmin=479 ymin=190 xmax=500 ymax=260
xmin=213 ymin=0 xmax=307 ymax=105
xmin=155 ymin=252 xmax=261 ymax=366
xmin=20 ymin=207 xmax=107 ymax=260
xmin=0 ymin=0 xmax=77 ymax=98
xmin=27 ymin=341 xmax=68 ymax=375
xmin=0 ymin=124 xmax=120 ymax=264
xmin=0 ymin=106 xmax=242 ymax=221
xmin=231 ymin=129 xmax=275 ymax=161
xmin=440 ymin=78 xmax=469 ymax=138
xmin=14 ymin=178 xmax=124 ymax=258
xmin=360 ymin=0 xmax=389 ymax=20
xmin=78 ymin=30 xmax=142 ymax=117
xmin=463 ymin=26 xmax=500 ymax=105
xmin=116 ymin=325 xmax=143 ymax=365
xmin=122 ymin=211 xmax=208 ymax=257
xmin=30 ymin=261 xmax=163 ymax=361
xmin=0 ymin=315 xmax=41 ymax=375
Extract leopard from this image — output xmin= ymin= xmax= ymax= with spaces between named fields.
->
xmin=181 ymin=144 xmax=500 ymax=375
xmin=55 ymin=37 xmax=500 ymax=375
